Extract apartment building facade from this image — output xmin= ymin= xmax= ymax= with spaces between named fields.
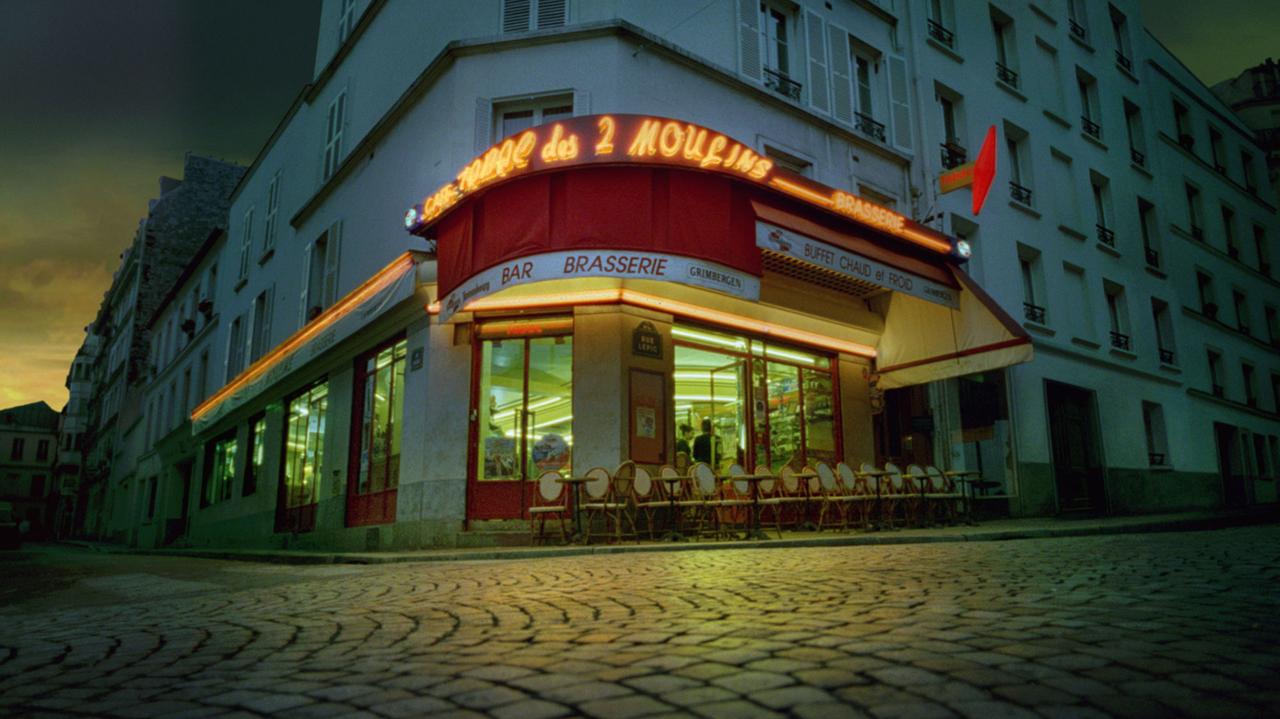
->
xmin=53 ymin=333 xmax=99 ymax=538
xmin=78 ymin=0 xmax=1278 ymax=550
xmin=0 ymin=401 xmax=60 ymax=538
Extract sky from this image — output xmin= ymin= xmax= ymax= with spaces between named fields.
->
xmin=0 ymin=0 xmax=1274 ymax=411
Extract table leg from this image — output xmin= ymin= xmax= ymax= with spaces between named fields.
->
xmin=745 ymin=482 xmax=768 ymax=541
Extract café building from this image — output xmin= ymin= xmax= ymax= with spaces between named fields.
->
xmin=190 ymin=114 xmax=1030 ymax=546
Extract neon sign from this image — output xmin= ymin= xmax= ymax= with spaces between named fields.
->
xmin=406 ymin=114 xmax=955 ymax=256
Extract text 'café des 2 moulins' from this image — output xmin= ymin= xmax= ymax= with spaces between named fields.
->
xmin=197 ymin=114 xmax=1032 ymax=528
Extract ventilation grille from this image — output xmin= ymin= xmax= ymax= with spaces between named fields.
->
xmin=502 ymin=0 xmax=531 ymax=33
xmin=536 ymin=0 xmax=566 ymax=29
xmin=762 ymin=251 xmax=884 ymax=299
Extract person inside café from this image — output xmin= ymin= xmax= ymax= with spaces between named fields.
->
xmin=675 ymin=423 xmax=694 ymax=459
xmin=692 ymin=418 xmax=721 ymax=468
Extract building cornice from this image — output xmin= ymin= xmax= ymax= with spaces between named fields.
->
xmin=1180 ymin=305 xmax=1280 ymax=356
xmin=1169 ymin=223 xmax=1280 ymax=290
xmin=1158 ymin=132 xmax=1277 ymax=214
xmin=1186 ymin=387 xmax=1280 ymax=421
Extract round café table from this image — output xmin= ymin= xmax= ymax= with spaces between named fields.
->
xmin=555 ymin=475 xmax=597 ymax=543
xmin=657 ymin=476 xmax=687 ymax=541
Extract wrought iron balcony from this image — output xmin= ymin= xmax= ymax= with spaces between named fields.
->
xmin=855 ymin=112 xmax=887 ymax=143
xmin=1227 ymin=244 xmax=1240 ymax=260
xmin=1239 ymin=322 xmax=1250 ymax=336
xmin=927 ymin=19 xmax=955 ymax=48
xmin=1148 ymin=452 xmax=1166 ymax=466
xmin=1178 ymin=133 xmax=1195 ymax=150
xmin=1009 ymin=181 xmax=1033 ymax=205
xmin=1212 ymin=383 xmax=1225 ymax=398
xmin=1130 ymin=147 xmax=1146 ymax=166
xmin=1115 ymin=51 xmax=1133 ymax=72
xmin=1069 ymin=18 xmax=1087 ymax=40
xmin=940 ymin=142 xmax=968 ymax=169
xmin=1159 ymin=347 xmax=1175 ymax=364
xmin=1109 ymin=331 xmax=1131 ymax=350
xmin=1260 ymin=261 xmax=1271 ymax=276
xmin=1023 ymin=302 xmax=1046 ymax=324
xmin=1214 ymin=162 xmax=1227 ymax=174
xmin=763 ymin=67 xmax=802 ymax=101
xmin=1081 ymin=116 xmax=1102 ymax=139
xmin=1190 ymin=225 xmax=1204 ymax=241
xmin=1096 ymin=224 xmax=1116 ymax=247
xmin=1203 ymin=302 xmax=1219 ymax=319
xmin=1145 ymin=246 xmax=1160 ymax=267
xmin=995 ymin=62 xmax=1019 ymax=88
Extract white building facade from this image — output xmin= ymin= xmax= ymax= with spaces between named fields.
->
xmin=85 ymin=0 xmax=1277 ymax=550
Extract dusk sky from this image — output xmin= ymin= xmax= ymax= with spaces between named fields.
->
xmin=0 ymin=0 xmax=1275 ymax=411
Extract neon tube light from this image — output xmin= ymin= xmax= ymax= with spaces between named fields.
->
xmin=191 ymin=252 xmax=418 ymax=423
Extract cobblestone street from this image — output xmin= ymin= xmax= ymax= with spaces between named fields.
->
xmin=3 ymin=526 xmax=1279 ymax=718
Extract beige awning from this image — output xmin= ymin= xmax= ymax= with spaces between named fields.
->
xmin=876 ymin=267 xmax=1032 ymax=388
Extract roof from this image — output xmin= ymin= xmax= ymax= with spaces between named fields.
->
xmin=0 ymin=401 xmax=59 ymax=430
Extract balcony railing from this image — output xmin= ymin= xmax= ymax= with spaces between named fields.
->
xmin=1109 ymin=331 xmax=1131 ymax=350
xmin=1190 ymin=225 xmax=1204 ymax=241
xmin=1023 ymin=302 xmax=1047 ymax=324
xmin=1203 ymin=302 xmax=1219 ymax=319
xmin=1096 ymin=224 xmax=1116 ymax=247
xmin=1148 ymin=452 xmax=1166 ymax=466
xmin=940 ymin=142 xmax=968 ymax=169
xmin=763 ymin=67 xmax=802 ymax=101
xmin=927 ymin=19 xmax=955 ymax=48
xmin=855 ymin=112 xmax=887 ymax=143
xmin=1145 ymin=246 xmax=1160 ymax=267
xmin=1260 ymin=261 xmax=1272 ymax=276
xmin=1227 ymin=244 xmax=1240 ymax=260
xmin=995 ymin=62 xmax=1019 ymax=88
xmin=1081 ymin=116 xmax=1102 ymax=139
xmin=1239 ymin=322 xmax=1250 ymax=336
xmin=1069 ymin=18 xmax=1087 ymax=40
xmin=1009 ymin=181 xmax=1033 ymax=205
xmin=1116 ymin=51 xmax=1133 ymax=72
xmin=1212 ymin=383 xmax=1225 ymax=398
xmin=1159 ymin=347 xmax=1175 ymax=364
xmin=1178 ymin=133 xmax=1195 ymax=150
xmin=1130 ymin=147 xmax=1146 ymax=166
xmin=1214 ymin=162 xmax=1227 ymax=174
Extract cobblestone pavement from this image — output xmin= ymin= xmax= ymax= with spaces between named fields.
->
xmin=3 ymin=526 xmax=1279 ymax=719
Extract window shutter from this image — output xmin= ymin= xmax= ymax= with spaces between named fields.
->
xmin=737 ymin=0 xmax=762 ymax=82
xmin=536 ymin=0 xmax=566 ymax=29
xmin=323 ymin=221 xmax=343 ymax=308
xmin=299 ymin=240 xmax=313 ymax=328
xmin=572 ymin=90 xmax=590 ymax=116
xmin=502 ymin=0 xmax=531 ymax=33
xmin=805 ymin=11 xmax=830 ymax=115
xmin=261 ymin=285 xmax=274 ymax=358
xmin=887 ymin=54 xmax=913 ymax=153
xmin=475 ymin=97 xmax=493 ymax=151
xmin=828 ymin=24 xmax=852 ymax=125
xmin=242 ymin=310 xmax=253 ymax=370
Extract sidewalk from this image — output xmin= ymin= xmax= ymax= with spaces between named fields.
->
xmin=62 ymin=505 xmax=1279 ymax=566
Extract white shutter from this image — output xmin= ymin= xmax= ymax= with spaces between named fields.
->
xmin=536 ymin=0 xmax=566 ymax=29
xmin=299 ymin=240 xmax=313 ymax=328
xmin=572 ymin=90 xmax=590 ymax=116
xmin=323 ymin=221 xmax=342 ymax=308
xmin=502 ymin=0 xmax=531 ymax=33
xmin=887 ymin=54 xmax=913 ymax=153
xmin=828 ymin=23 xmax=853 ymax=125
xmin=261 ymin=285 xmax=274 ymax=357
xmin=805 ymin=11 xmax=830 ymax=115
xmin=475 ymin=97 xmax=493 ymax=152
xmin=737 ymin=0 xmax=762 ymax=82
xmin=242 ymin=309 xmax=253 ymax=369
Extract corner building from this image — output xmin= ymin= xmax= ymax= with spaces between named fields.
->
xmin=178 ymin=0 xmax=1275 ymax=551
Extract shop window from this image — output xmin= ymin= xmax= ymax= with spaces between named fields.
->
xmin=501 ymin=0 xmax=566 ymax=34
xmin=280 ymin=381 xmax=328 ymax=532
xmin=263 ymin=170 xmax=281 ymax=256
xmin=494 ymin=95 xmax=573 ymax=142
xmin=204 ymin=432 xmax=237 ymax=507
xmin=322 ymin=89 xmax=347 ymax=182
xmin=671 ymin=324 xmax=837 ymax=474
xmin=352 ymin=338 xmax=407 ymax=499
xmin=302 ymin=221 xmax=342 ymax=325
xmin=337 ymin=0 xmax=356 ymax=43
xmin=243 ymin=414 xmax=266 ymax=497
xmin=1142 ymin=402 xmax=1169 ymax=466
xmin=476 ymin=319 xmax=574 ymax=487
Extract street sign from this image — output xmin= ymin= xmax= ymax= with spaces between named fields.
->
xmin=938 ymin=125 xmax=999 ymax=216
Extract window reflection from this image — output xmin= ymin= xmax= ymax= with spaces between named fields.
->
xmin=356 ymin=339 xmax=407 ymax=495
xmin=284 ymin=382 xmax=328 ymax=510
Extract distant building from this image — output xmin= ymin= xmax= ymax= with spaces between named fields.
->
xmin=77 ymin=154 xmax=243 ymax=543
xmin=53 ymin=329 xmax=100 ymax=538
xmin=0 ymin=401 xmax=60 ymax=538
xmin=1212 ymin=58 xmax=1280 ymax=207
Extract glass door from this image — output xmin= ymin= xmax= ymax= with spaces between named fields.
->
xmin=469 ymin=321 xmax=573 ymax=520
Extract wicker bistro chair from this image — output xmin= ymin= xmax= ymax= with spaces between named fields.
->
xmin=814 ymin=462 xmax=857 ymax=531
xmin=529 ymin=470 xmax=570 ymax=545
xmin=881 ymin=463 xmax=919 ymax=528
xmin=581 ymin=465 xmax=631 ymax=544
xmin=926 ymin=465 xmax=964 ymax=524
xmin=630 ymin=465 xmax=667 ymax=541
xmin=837 ymin=462 xmax=873 ymax=529
xmin=677 ymin=462 xmax=723 ymax=539
xmin=906 ymin=464 xmax=932 ymax=526
xmin=720 ymin=464 xmax=754 ymax=537
xmin=759 ymin=466 xmax=805 ymax=537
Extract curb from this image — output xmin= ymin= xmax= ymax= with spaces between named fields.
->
xmin=61 ymin=507 xmax=1279 ymax=567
